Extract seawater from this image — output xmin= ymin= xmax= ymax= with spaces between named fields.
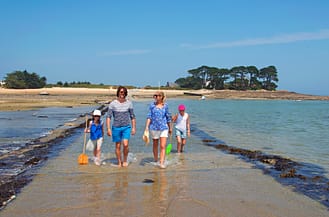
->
xmin=1 ymin=100 xmax=328 ymax=178
xmin=166 ymin=99 xmax=329 ymax=178
xmin=0 ymin=106 xmax=95 ymax=155
xmin=0 ymin=99 xmax=329 ymax=212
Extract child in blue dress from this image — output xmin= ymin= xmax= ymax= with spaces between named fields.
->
xmin=85 ymin=110 xmax=104 ymax=165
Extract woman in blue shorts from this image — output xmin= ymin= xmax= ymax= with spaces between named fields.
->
xmin=106 ymin=86 xmax=136 ymax=167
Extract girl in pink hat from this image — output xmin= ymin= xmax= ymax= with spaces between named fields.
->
xmin=172 ymin=104 xmax=190 ymax=153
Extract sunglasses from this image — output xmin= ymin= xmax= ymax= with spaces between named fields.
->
xmin=153 ymin=94 xmax=161 ymax=97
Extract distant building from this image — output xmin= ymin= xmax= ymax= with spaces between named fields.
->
xmin=166 ymin=82 xmax=179 ymax=88
xmin=0 ymin=80 xmax=5 ymax=87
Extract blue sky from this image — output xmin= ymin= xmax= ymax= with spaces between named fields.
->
xmin=1 ymin=0 xmax=329 ymax=95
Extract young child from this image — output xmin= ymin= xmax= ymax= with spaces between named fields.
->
xmin=172 ymin=104 xmax=190 ymax=153
xmin=85 ymin=109 xmax=104 ymax=165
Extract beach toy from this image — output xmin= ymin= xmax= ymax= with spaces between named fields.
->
xmin=166 ymin=143 xmax=172 ymax=155
xmin=166 ymin=129 xmax=173 ymax=155
xmin=78 ymin=115 xmax=89 ymax=165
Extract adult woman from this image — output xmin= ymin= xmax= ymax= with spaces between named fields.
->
xmin=144 ymin=91 xmax=172 ymax=168
xmin=106 ymin=86 xmax=136 ymax=167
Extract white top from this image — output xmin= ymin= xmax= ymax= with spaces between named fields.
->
xmin=175 ymin=112 xmax=189 ymax=132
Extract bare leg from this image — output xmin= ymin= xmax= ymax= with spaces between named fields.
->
xmin=181 ymin=138 xmax=186 ymax=152
xmin=122 ymin=139 xmax=129 ymax=167
xmin=159 ymin=137 xmax=167 ymax=167
xmin=96 ymin=145 xmax=101 ymax=161
xmin=176 ymin=136 xmax=182 ymax=153
xmin=115 ymin=142 xmax=122 ymax=167
xmin=93 ymin=147 xmax=97 ymax=158
xmin=153 ymin=139 xmax=159 ymax=162
xmin=93 ymin=141 xmax=101 ymax=165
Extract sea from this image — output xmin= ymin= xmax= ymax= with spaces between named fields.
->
xmin=0 ymin=98 xmax=329 ymax=208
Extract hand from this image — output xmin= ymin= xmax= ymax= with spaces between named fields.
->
xmin=107 ymin=128 xmax=112 ymax=137
xmin=131 ymin=127 xmax=136 ymax=135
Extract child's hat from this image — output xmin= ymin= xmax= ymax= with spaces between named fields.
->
xmin=93 ymin=110 xmax=101 ymax=116
xmin=178 ymin=104 xmax=185 ymax=111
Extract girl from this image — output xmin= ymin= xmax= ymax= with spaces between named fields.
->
xmin=172 ymin=104 xmax=190 ymax=153
xmin=85 ymin=109 xmax=104 ymax=166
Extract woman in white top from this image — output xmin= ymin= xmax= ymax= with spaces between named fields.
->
xmin=172 ymin=104 xmax=190 ymax=153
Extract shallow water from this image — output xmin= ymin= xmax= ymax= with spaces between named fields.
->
xmin=0 ymin=99 xmax=329 ymax=215
xmin=1 ymin=132 xmax=328 ymax=217
xmin=167 ymin=99 xmax=329 ymax=178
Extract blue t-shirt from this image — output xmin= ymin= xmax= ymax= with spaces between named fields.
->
xmin=147 ymin=102 xmax=171 ymax=131
xmin=90 ymin=120 xmax=103 ymax=140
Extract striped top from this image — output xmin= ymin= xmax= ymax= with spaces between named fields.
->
xmin=107 ymin=99 xmax=135 ymax=127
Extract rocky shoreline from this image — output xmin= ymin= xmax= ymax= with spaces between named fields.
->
xmin=0 ymin=116 xmax=84 ymax=209
xmin=0 ymin=105 xmax=107 ymax=210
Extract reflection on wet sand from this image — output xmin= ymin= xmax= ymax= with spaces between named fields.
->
xmin=1 ymin=145 xmax=328 ymax=217
xmin=112 ymin=171 xmax=128 ymax=215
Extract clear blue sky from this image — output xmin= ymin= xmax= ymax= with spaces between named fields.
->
xmin=1 ymin=0 xmax=329 ymax=95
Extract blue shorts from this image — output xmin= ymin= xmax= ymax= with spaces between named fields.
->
xmin=175 ymin=128 xmax=187 ymax=139
xmin=112 ymin=126 xmax=131 ymax=142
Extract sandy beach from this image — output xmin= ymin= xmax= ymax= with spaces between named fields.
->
xmin=1 ymin=87 xmax=328 ymax=111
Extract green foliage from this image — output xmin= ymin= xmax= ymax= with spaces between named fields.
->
xmin=4 ymin=70 xmax=47 ymax=89
xmin=176 ymin=65 xmax=279 ymax=91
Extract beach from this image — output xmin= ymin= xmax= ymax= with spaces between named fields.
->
xmin=0 ymin=87 xmax=329 ymax=216
xmin=1 ymin=87 xmax=328 ymax=111
xmin=1 ymin=140 xmax=328 ymax=217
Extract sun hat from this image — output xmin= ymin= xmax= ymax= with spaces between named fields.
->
xmin=93 ymin=110 xmax=101 ymax=116
xmin=178 ymin=104 xmax=185 ymax=111
xmin=142 ymin=130 xmax=150 ymax=145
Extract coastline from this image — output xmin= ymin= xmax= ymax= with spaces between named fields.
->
xmin=1 ymin=87 xmax=328 ymax=111
xmin=0 ymin=92 xmax=328 ymax=215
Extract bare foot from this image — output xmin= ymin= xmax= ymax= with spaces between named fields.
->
xmin=122 ymin=162 xmax=128 ymax=167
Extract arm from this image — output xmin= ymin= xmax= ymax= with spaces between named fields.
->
xmin=172 ymin=114 xmax=178 ymax=123
xmin=85 ymin=120 xmax=92 ymax=133
xmin=145 ymin=103 xmax=152 ymax=132
xmin=186 ymin=114 xmax=191 ymax=137
xmin=131 ymin=118 xmax=136 ymax=135
xmin=165 ymin=105 xmax=172 ymax=134
xmin=129 ymin=103 xmax=136 ymax=135
xmin=145 ymin=118 xmax=151 ymax=132
xmin=106 ymin=116 xmax=112 ymax=136
xmin=101 ymin=122 xmax=104 ymax=137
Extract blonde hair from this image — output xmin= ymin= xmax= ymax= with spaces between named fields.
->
xmin=155 ymin=91 xmax=166 ymax=102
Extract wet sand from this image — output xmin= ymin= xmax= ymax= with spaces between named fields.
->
xmin=0 ymin=147 xmax=327 ymax=217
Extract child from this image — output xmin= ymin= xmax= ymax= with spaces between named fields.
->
xmin=85 ymin=109 xmax=104 ymax=165
xmin=172 ymin=104 xmax=190 ymax=153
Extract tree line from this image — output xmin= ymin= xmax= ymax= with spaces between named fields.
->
xmin=175 ymin=65 xmax=279 ymax=90
xmin=2 ymin=65 xmax=279 ymax=90
xmin=2 ymin=70 xmax=47 ymax=89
